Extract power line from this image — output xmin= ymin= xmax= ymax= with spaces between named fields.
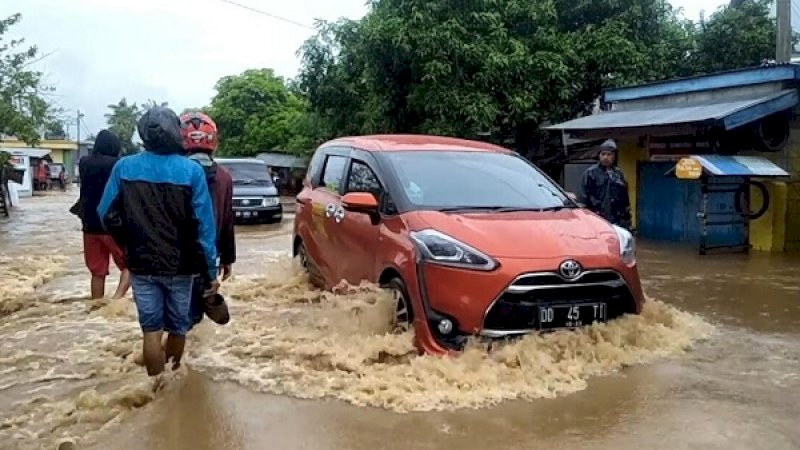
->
xmin=217 ymin=0 xmax=315 ymax=30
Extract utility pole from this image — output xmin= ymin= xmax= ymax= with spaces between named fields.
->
xmin=76 ymin=109 xmax=84 ymax=180
xmin=777 ymin=0 xmax=792 ymax=63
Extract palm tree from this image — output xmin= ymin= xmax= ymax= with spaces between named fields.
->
xmin=105 ymin=98 xmax=141 ymax=155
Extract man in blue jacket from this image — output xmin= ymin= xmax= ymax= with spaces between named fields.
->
xmin=98 ymin=106 xmax=218 ymax=376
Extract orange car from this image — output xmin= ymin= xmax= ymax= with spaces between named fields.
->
xmin=293 ymin=135 xmax=645 ymax=355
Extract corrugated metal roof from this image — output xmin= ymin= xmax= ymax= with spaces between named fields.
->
xmin=255 ymin=152 xmax=307 ymax=169
xmin=689 ymin=155 xmax=790 ymax=177
xmin=547 ymin=89 xmax=799 ymax=133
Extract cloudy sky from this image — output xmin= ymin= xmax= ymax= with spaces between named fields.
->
xmin=4 ymin=0 xmax=728 ymax=137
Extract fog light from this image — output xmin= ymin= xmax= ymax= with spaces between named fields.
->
xmin=437 ymin=319 xmax=453 ymax=335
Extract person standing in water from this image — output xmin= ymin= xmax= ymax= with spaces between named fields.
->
xmin=98 ymin=106 xmax=219 ymax=376
xmin=578 ymin=139 xmax=632 ymax=230
xmin=179 ymin=111 xmax=235 ymax=328
xmin=77 ymin=130 xmax=131 ymax=300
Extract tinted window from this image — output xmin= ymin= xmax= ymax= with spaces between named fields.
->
xmin=383 ymin=151 xmax=571 ymax=209
xmin=307 ymin=149 xmax=325 ymax=187
xmin=346 ymin=160 xmax=381 ymax=198
xmin=222 ymin=162 xmax=274 ymax=187
xmin=322 ymin=155 xmax=348 ymax=192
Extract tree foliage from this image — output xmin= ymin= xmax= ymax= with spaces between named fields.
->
xmin=105 ymin=98 xmax=141 ymax=155
xmin=691 ymin=0 xmax=777 ymax=74
xmin=296 ymin=0 xmax=780 ymax=152
xmin=208 ymin=68 xmax=318 ymax=156
xmin=0 ymin=13 xmax=55 ymax=145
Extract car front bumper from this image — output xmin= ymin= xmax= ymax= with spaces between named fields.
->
xmin=408 ymin=256 xmax=645 ymax=353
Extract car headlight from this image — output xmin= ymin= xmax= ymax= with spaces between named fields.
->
xmin=613 ymin=225 xmax=636 ymax=265
xmin=409 ymin=229 xmax=498 ymax=271
xmin=262 ymin=197 xmax=280 ymax=207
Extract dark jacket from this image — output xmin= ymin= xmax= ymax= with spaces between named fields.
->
xmin=579 ymin=163 xmax=632 ymax=228
xmin=188 ymin=153 xmax=236 ymax=266
xmin=78 ymin=130 xmax=121 ymax=234
xmin=97 ymin=107 xmax=218 ymax=282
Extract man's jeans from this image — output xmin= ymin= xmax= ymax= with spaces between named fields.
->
xmin=130 ymin=274 xmax=193 ymax=335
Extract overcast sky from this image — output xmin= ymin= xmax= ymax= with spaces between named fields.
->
xmin=4 ymin=0 xmax=728 ymax=137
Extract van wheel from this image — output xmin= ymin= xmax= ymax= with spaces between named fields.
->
xmin=296 ymin=242 xmax=323 ymax=288
xmin=383 ymin=277 xmax=414 ymax=333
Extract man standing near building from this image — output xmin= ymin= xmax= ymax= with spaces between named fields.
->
xmin=76 ymin=130 xmax=130 ymax=300
xmin=98 ymin=106 xmax=219 ymax=376
xmin=579 ymin=139 xmax=632 ymax=230
xmin=179 ymin=111 xmax=235 ymax=328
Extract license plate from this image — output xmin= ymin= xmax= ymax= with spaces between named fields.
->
xmin=537 ymin=302 xmax=607 ymax=330
xmin=243 ymin=211 xmax=252 ymax=218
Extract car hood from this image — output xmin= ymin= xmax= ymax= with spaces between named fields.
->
xmin=232 ymin=185 xmax=278 ymax=197
xmin=407 ymin=209 xmax=619 ymax=259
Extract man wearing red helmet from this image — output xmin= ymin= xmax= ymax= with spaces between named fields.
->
xmin=180 ymin=111 xmax=236 ymax=328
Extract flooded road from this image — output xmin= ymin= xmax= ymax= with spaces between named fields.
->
xmin=1 ymin=192 xmax=799 ymax=450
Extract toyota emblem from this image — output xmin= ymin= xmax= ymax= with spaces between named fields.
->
xmin=242 ymin=199 xmax=250 ymax=206
xmin=558 ymin=259 xmax=582 ymax=280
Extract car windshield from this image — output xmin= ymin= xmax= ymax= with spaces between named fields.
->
xmin=222 ymin=162 xmax=274 ymax=186
xmin=383 ymin=150 xmax=573 ymax=211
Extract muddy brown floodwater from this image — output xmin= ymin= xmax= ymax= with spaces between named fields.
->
xmin=0 ymin=192 xmax=798 ymax=450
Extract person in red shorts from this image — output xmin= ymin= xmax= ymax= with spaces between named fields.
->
xmin=77 ymin=130 xmax=131 ymax=299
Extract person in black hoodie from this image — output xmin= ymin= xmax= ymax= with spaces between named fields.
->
xmin=97 ymin=106 xmax=218 ymax=376
xmin=77 ymin=130 xmax=130 ymax=300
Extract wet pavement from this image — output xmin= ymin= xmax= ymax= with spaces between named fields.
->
xmin=1 ymin=192 xmax=799 ymax=450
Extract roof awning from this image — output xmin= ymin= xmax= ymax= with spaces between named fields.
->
xmin=546 ymin=89 xmax=799 ymax=139
xmin=669 ymin=155 xmax=790 ymax=179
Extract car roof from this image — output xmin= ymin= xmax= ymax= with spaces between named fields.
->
xmin=214 ymin=157 xmax=266 ymax=165
xmin=322 ymin=134 xmax=513 ymax=153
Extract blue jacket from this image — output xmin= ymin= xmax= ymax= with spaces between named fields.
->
xmin=97 ymin=151 xmax=218 ymax=281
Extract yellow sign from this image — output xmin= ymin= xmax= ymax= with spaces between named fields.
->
xmin=676 ymin=158 xmax=703 ymax=180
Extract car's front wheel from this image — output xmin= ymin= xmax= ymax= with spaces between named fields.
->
xmin=383 ymin=277 xmax=414 ymax=333
xmin=295 ymin=241 xmax=323 ymax=288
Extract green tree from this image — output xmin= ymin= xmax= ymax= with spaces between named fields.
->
xmin=208 ymin=68 xmax=316 ymax=156
xmin=43 ymin=119 xmax=65 ymax=139
xmin=105 ymin=97 xmax=141 ymax=155
xmin=0 ymin=13 xmax=55 ymax=145
xmin=297 ymin=0 xmax=777 ymax=153
xmin=142 ymin=99 xmax=169 ymax=111
xmin=690 ymin=0 xmax=777 ymax=74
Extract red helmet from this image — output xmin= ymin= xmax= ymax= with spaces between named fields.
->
xmin=180 ymin=112 xmax=218 ymax=153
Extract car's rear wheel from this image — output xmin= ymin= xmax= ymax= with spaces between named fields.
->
xmin=383 ymin=277 xmax=414 ymax=333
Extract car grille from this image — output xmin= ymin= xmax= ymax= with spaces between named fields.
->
xmin=233 ymin=198 xmax=262 ymax=207
xmin=482 ymin=270 xmax=636 ymax=334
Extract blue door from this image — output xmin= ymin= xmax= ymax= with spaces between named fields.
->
xmin=637 ymin=162 xmax=746 ymax=248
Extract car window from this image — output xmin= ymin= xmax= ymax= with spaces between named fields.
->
xmin=307 ymin=150 xmax=326 ymax=187
xmin=222 ymin=162 xmax=274 ymax=187
xmin=346 ymin=160 xmax=382 ymax=198
xmin=321 ymin=155 xmax=348 ymax=192
xmin=383 ymin=150 xmax=571 ymax=209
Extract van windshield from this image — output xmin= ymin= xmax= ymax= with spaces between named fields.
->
xmin=383 ymin=150 xmax=574 ymax=211
xmin=223 ymin=162 xmax=274 ymax=186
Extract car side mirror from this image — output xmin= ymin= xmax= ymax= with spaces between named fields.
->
xmin=566 ymin=191 xmax=578 ymax=202
xmin=341 ymin=192 xmax=379 ymax=213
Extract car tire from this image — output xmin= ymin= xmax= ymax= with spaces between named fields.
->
xmin=383 ymin=277 xmax=414 ymax=333
xmin=296 ymin=241 xmax=323 ymax=288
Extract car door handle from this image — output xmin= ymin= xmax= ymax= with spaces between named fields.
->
xmin=325 ymin=203 xmax=336 ymax=217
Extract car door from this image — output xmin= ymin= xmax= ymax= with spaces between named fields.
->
xmin=306 ymin=150 xmax=350 ymax=286
xmin=329 ymin=155 xmax=384 ymax=286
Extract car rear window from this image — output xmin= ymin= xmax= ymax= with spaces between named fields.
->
xmin=384 ymin=150 xmax=571 ymax=209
